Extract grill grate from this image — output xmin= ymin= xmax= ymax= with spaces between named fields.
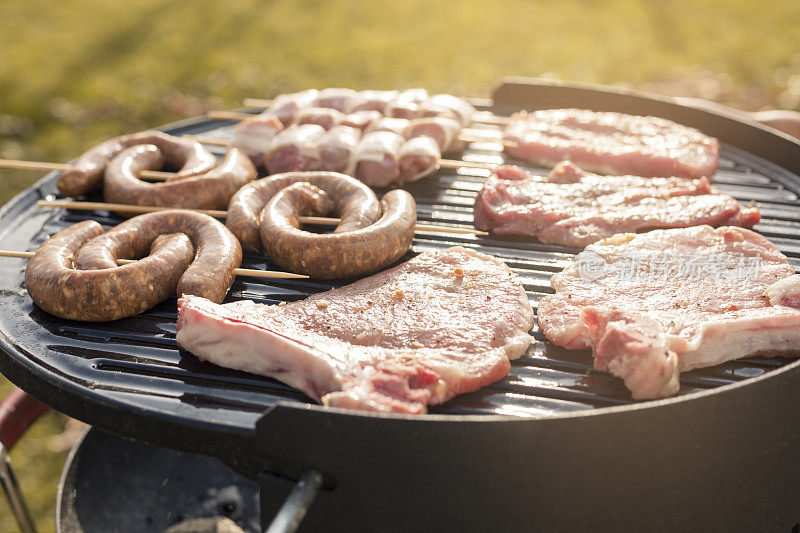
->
xmin=1 ymin=105 xmax=799 ymax=436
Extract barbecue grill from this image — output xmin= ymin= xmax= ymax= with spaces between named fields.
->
xmin=1 ymin=78 xmax=800 ymax=532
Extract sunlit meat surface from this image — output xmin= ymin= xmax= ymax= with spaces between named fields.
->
xmin=353 ymin=131 xmax=405 ymax=186
xmin=538 ymin=226 xmax=800 ymax=399
xmin=231 ymin=114 xmax=283 ymax=167
xmin=295 ymin=107 xmax=346 ymax=130
xmin=385 ymin=88 xmax=429 ymax=119
xmin=349 ymin=90 xmax=400 ymax=113
xmin=313 ymin=88 xmax=358 ymax=113
xmin=265 ymin=124 xmax=326 ymax=174
xmin=176 ymin=247 xmax=535 ymax=414
xmin=403 ymin=116 xmax=462 ymax=153
xmin=504 ymin=109 xmax=720 ymax=179
xmin=265 ymin=89 xmax=319 ymax=125
xmin=420 ymin=94 xmax=476 ymax=127
xmin=473 ymin=162 xmax=759 ymax=247
xmin=399 ymin=136 xmax=441 ymax=182
xmin=341 ymin=110 xmax=383 ymax=132
xmin=318 ymin=125 xmax=362 ymax=173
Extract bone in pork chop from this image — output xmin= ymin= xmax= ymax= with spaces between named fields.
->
xmin=504 ymin=109 xmax=719 ymax=179
xmin=176 ymin=247 xmax=534 ymax=414
xmin=473 ymin=162 xmax=760 ymax=247
xmin=537 ymin=226 xmax=800 ymax=399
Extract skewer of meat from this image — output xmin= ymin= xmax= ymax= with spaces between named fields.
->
xmin=35 ymin=200 xmax=489 ymax=236
xmin=352 ymin=131 xmax=405 ymax=186
xmin=317 ymin=125 xmax=362 ymax=173
xmin=265 ymin=124 xmax=326 ymax=174
xmin=399 ymin=136 xmax=441 ymax=182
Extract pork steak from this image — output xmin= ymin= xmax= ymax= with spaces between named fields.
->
xmin=473 ymin=162 xmax=759 ymax=247
xmin=176 ymin=247 xmax=534 ymax=414
xmin=504 ymin=108 xmax=719 ymax=179
xmin=537 ymin=226 xmax=800 ymax=399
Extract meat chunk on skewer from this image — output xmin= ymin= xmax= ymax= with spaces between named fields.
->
xmin=318 ymin=125 xmax=362 ymax=173
xmin=341 ymin=110 xmax=383 ymax=132
xmin=265 ymin=89 xmax=319 ymax=125
xmin=314 ymin=88 xmax=358 ymax=113
xmin=403 ymin=116 xmax=462 ymax=153
xmin=385 ymin=88 xmax=429 ymax=119
xmin=353 ymin=131 xmax=405 ymax=186
xmin=365 ymin=117 xmax=410 ymax=136
xmin=348 ymin=90 xmax=400 ymax=113
xmin=176 ymin=247 xmax=535 ymax=415
xmin=265 ymin=124 xmax=326 ymax=174
xmin=295 ymin=107 xmax=346 ymax=130
xmin=399 ymin=136 xmax=441 ymax=182
xmin=420 ymin=94 xmax=476 ymax=127
xmin=231 ymin=114 xmax=284 ymax=167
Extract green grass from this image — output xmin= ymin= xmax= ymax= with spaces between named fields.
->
xmin=0 ymin=0 xmax=799 ymax=529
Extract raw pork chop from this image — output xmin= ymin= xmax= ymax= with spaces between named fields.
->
xmin=537 ymin=226 xmax=800 ymax=399
xmin=504 ymin=109 xmax=719 ymax=179
xmin=176 ymin=247 xmax=534 ymax=414
xmin=473 ymin=162 xmax=759 ymax=247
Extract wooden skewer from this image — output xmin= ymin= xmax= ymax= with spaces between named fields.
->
xmin=182 ymin=135 xmax=500 ymax=170
xmin=239 ymin=99 xmax=512 ymax=125
xmin=0 ymin=250 xmax=309 ymax=279
xmin=0 ymin=158 xmax=173 ymax=181
xmin=37 ymin=200 xmax=489 ymax=236
xmin=206 ymin=111 xmax=517 ymax=145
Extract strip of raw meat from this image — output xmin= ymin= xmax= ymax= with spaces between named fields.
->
xmin=473 ymin=162 xmax=760 ymax=247
xmin=318 ymin=125 xmax=362 ymax=173
xmin=537 ymin=226 xmax=800 ymax=399
xmin=176 ymin=247 xmax=535 ymax=414
xmin=504 ymin=109 xmax=720 ymax=179
xmin=399 ymin=136 xmax=441 ymax=182
xmin=231 ymin=114 xmax=284 ymax=167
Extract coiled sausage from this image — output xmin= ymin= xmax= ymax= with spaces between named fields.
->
xmin=103 ymin=145 xmax=256 ymax=210
xmin=57 ymin=131 xmax=218 ymax=197
xmin=226 ymin=171 xmax=416 ymax=278
xmin=25 ymin=210 xmax=242 ymax=322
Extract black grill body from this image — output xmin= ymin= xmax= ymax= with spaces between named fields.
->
xmin=1 ymin=79 xmax=799 ymax=531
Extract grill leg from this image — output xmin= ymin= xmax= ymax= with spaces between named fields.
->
xmin=264 ymin=470 xmax=323 ymax=533
xmin=0 ymin=443 xmax=37 ymax=533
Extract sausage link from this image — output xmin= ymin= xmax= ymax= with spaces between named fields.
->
xmin=103 ymin=145 xmax=256 ymax=209
xmin=226 ymin=171 xmax=382 ymax=253
xmin=260 ymin=187 xmax=415 ymax=278
xmin=57 ymin=131 xmax=218 ymax=197
xmin=24 ymin=211 xmax=241 ymax=322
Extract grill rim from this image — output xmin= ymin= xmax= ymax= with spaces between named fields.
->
xmin=1 ymin=80 xmax=800 ymax=461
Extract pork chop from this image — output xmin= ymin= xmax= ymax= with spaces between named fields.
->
xmin=537 ymin=226 xmax=800 ymax=399
xmin=504 ymin=109 xmax=719 ymax=179
xmin=473 ymin=162 xmax=760 ymax=247
xmin=176 ymin=247 xmax=534 ymax=414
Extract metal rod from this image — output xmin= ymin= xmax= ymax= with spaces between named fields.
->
xmin=0 ymin=444 xmax=37 ymax=533
xmin=265 ymin=470 xmax=324 ymax=533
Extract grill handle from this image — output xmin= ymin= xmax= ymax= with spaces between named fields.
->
xmin=675 ymin=97 xmax=800 ymax=139
xmin=264 ymin=470 xmax=324 ymax=533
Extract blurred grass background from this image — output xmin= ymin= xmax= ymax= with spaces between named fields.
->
xmin=1 ymin=0 xmax=799 ymax=529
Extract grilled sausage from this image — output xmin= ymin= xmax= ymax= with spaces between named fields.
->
xmin=104 ymin=145 xmax=256 ymax=209
xmin=227 ymin=171 xmax=382 ymax=253
xmin=57 ymin=131 xmax=217 ymax=197
xmin=25 ymin=211 xmax=241 ymax=322
xmin=260 ymin=184 xmax=416 ymax=279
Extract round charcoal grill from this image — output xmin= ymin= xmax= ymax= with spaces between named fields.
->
xmin=1 ymin=79 xmax=800 ymax=532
